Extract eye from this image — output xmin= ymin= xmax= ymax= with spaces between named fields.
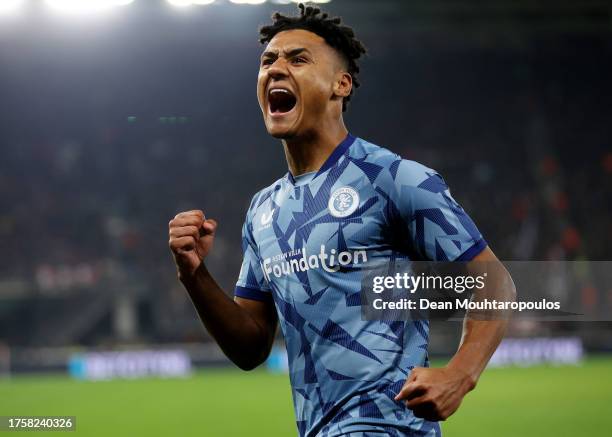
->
xmin=261 ymin=58 xmax=274 ymax=66
xmin=292 ymin=57 xmax=307 ymax=64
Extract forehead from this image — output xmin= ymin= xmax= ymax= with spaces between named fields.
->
xmin=263 ymin=29 xmax=329 ymax=55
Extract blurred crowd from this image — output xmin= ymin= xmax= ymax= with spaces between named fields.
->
xmin=0 ymin=24 xmax=610 ymax=347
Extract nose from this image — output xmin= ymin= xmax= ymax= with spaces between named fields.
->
xmin=267 ymin=57 xmax=289 ymax=80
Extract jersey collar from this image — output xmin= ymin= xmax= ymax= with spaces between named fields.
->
xmin=287 ymin=133 xmax=356 ymax=185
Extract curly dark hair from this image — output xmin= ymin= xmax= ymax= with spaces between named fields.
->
xmin=259 ymin=3 xmax=367 ymax=112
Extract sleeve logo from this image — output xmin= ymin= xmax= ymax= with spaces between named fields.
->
xmin=261 ymin=208 xmax=275 ymax=225
xmin=328 ymin=186 xmax=360 ymax=218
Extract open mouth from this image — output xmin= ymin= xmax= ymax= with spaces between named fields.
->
xmin=268 ymin=88 xmax=297 ymax=115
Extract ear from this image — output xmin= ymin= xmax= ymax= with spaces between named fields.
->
xmin=333 ymin=71 xmax=353 ymax=99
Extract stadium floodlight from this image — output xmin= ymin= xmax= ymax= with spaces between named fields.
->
xmin=166 ymin=0 xmax=216 ymax=7
xmin=45 ymin=0 xmax=134 ymax=14
xmin=0 ymin=0 xmax=26 ymax=14
xmin=167 ymin=0 xmax=192 ymax=6
xmin=229 ymin=0 xmax=267 ymax=5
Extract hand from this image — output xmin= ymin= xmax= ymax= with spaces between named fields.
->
xmin=394 ymin=366 xmax=476 ymax=421
xmin=168 ymin=210 xmax=217 ymax=279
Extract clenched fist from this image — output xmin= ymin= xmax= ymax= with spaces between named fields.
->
xmin=394 ymin=366 xmax=475 ymax=422
xmin=168 ymin=210 xmax=217 ymax=279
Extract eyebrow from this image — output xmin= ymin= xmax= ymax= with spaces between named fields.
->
xmin=261 ymin=47 xmax=311 ymax=60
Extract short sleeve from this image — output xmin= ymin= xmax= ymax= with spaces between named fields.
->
xmin=234 ymin=212 xmax=273 ymax=302
xmin=391 ymin=160 xmax=487 ymax=262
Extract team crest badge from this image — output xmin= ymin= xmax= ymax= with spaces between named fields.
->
xmin=328 ymin=186 xmax=359 ymax=218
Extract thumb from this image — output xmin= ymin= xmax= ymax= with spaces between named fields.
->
xmin=199 ymin=218 xmax=217 ymax=237
xmin=394 ymin=381 xmax=424 ymax=401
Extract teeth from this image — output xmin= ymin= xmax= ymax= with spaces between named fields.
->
xmin=269 ymin=88 xmax=291 ymax=95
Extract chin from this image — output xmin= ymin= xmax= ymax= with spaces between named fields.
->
xmin=265 ymin=119 xmax=299 ymax=139
xmin=267 ymin=128 xmax=295 ymax=139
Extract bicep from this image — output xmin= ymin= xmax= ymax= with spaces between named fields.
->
xmin=466 ymin=245 xmax=516 ymax=301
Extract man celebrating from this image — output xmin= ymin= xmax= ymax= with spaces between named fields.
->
xmin=169 ymin=4 xmax=515 ymax=436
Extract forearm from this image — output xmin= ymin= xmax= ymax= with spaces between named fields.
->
xmin=447 ymin=258 xmax=516 ymax=386
xmin=446 ymin=318 xmax=508 ymax=387
xmin=395 ymin=255 xmax=516 ymax=421
xmin=180 ymin=263 xmax=271 ymax=370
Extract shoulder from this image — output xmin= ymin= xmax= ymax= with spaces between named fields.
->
xmin=349 ymin=137 xmax=440 ymax=190
xmin=244 ymin=176 xmax=286 ymax=221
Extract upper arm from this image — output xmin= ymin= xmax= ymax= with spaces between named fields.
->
xmin=470 ymin=245 xmax=496 ymax=262
xmin=466 ymin=245 xmax=516 ymax=301
xmin=234 ymin=297 xmax=278 ymax=349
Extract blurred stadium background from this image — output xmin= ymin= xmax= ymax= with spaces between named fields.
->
xmin=0 ymin=0 xmax=611 ymax=436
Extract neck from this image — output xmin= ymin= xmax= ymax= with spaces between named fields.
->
xmin=282 ymin=119 xmax=349 ymax=177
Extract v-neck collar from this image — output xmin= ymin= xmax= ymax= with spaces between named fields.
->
xmin=286 ymin=133 xmax=356 ymax=185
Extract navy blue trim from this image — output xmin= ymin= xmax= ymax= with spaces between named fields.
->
xmin=287 ymin=171 xmax=296 ymax=184
xmin=286 ymin=133 xmax=356 ymax=184
xmin=316 ymin=133 xmax=355 ymax=176
xmin=455 ymin=239 xmax=487 ymax=261
xmin=234 ymin=285 xmax=273 ymax=302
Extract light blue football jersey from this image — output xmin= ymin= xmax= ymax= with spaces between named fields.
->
xmin=235 ymin=134 xmax=486 ymax=437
